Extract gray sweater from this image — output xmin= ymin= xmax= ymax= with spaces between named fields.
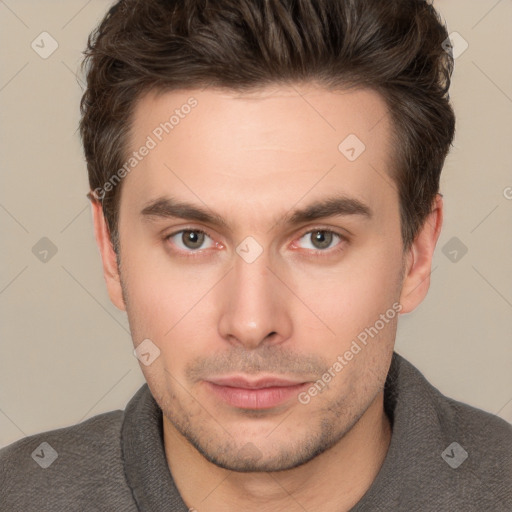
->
xmin=1 ymin=352 xmax=511 ymax=511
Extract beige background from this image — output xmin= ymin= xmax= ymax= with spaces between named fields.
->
xmin=0 ymin=0 xmax=511 ymax=448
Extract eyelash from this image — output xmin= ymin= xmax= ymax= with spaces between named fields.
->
xmin=295 ymin=228 xmax=348 ymax=258
xmin=164 ymin=228 xmax=217 ymax=259
xmin=164 ymin=227 xmax=348 ymax=258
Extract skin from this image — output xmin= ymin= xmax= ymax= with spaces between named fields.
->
xmin=92 ymin=84 xmax=442 ymax=512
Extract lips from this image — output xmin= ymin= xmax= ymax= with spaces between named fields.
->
xmin=205 ymin=375 xmax=309 ymax=409
xmin=208 ymin=376 xmax=305 ymax=389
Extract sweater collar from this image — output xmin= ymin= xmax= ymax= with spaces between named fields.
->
xmin=121 ymin=382 xmax=189 ymax=511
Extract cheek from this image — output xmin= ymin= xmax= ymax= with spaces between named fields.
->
xmin=121 ymin=232 xmax=191 ymax=302
xmin=294 ymin=259 xmax=399 ymax=399
xmin=120 ymin=239 xmax=221 ymax=368
xmin=291 ymin=243 xmax=402 ymax=335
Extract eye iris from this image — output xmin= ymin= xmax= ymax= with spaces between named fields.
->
xmin=182 ymin=230 xmax=204 ymax=249
xmin=312 ymin=230 xmax=332 ymax=249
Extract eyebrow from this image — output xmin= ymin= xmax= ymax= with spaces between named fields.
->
xmin=140 ymin=194 xmax=372 ymax=229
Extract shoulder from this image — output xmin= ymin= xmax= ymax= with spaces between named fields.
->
xmin=418 ymin=362 xmax=512 ymax=465
xmin=0 ymin=410 xmax=135 ymax=510
xmin=431 ymin=392 xmax=512 ymax=509
xmin=392 ymin=353 xmax=512 ymax=454
xmin=392 ymin=353 xmax=512 ymax=508
xmin=434 ymin=388 xmax=512 ymax=471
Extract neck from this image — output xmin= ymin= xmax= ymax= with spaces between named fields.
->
xmin=163 ymin=390 xmax=391 ymax=512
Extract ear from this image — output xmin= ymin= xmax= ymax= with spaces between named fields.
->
xmin=399 ymin=193 xmax=443 ymax=314
xmin=90 ymin=197 xmax=126 ymax=311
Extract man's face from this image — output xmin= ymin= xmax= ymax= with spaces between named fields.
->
xmin=115 ymin=85 xmax=406 ymax=471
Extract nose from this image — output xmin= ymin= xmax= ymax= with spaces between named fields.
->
xmin=217 ymin=249 xmax=292 ymax=350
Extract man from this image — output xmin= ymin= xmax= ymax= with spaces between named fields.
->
xmin=1 ymin=0 xmax=511 ymax=510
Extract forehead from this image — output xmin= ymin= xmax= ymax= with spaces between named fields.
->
xmin=122 ymin=84 xmax=396 ymax=225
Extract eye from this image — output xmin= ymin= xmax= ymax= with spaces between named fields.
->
xmin=295 ymin=229 xmax=344 ymax=252
xmin=166 ymin=229 xmax=215 ymax=252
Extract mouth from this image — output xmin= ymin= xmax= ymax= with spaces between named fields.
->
xmin=204 ymin=376 xmax=310 ymax=410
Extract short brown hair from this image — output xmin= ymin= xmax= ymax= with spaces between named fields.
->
xmin=79 ymin=0 xmax=455 ymax=252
